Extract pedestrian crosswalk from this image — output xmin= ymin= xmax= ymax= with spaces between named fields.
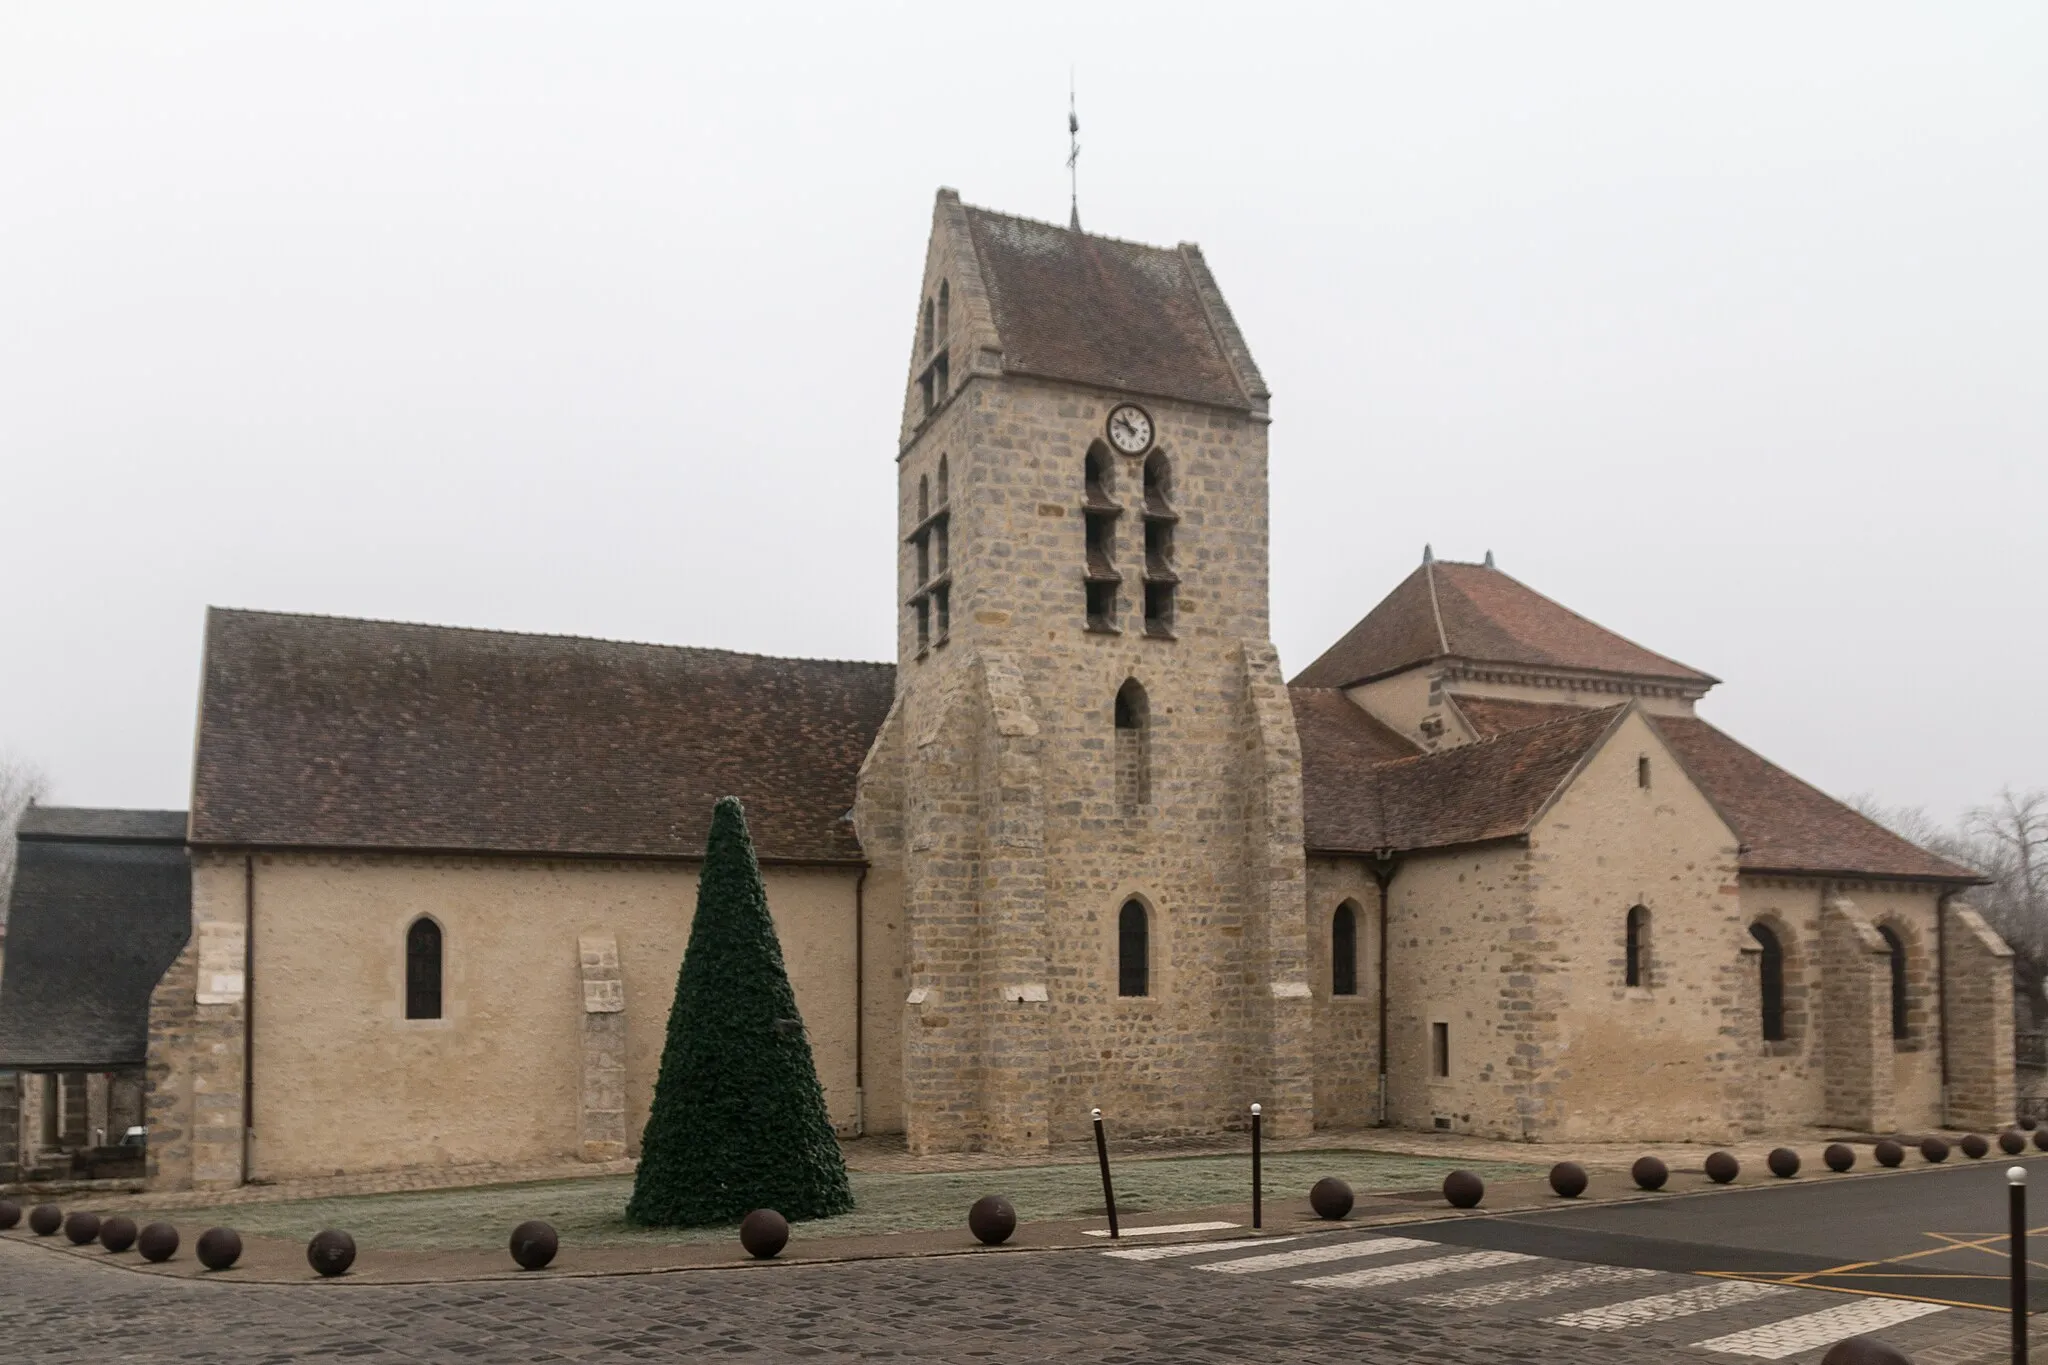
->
xmin=1098 ymin=1230 xmax=1962 ymax=1362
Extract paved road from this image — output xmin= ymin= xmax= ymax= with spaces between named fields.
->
xmin=2 ymin=1157 xmax=2036 ymax=1363
xmin=1416 ymin=1152 xmax=2048 ymax=1311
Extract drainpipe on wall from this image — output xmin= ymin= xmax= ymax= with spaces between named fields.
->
xmin=241 ymin=854 xmax=255 ymax=1186
xmin=1937 ymin=889 xmax=1952 ymax=1127
xmin=1370 ymin=851 xmax=1398 ymax=1127
xmin=853 ymin=867 xmax=866 ymax=1139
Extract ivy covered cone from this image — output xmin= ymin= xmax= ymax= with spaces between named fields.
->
xmin=626 ymin=796 xmax=854 ymax=1227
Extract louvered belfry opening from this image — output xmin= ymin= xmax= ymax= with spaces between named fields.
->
xmin=1083 ymin=441 xmax=1122 ymax=632
xmin=1141 ymin=451 xmax=1177 ymax=636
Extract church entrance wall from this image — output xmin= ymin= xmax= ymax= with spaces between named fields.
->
xmin=151 ymin=852 xmax=867 ymax=1188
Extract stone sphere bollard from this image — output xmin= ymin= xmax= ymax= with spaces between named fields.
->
xmin=307 ymin=1229 xmax=356 ymax=1278
xmin=2034 ymin=1127 xmax=2048 ymax=1152
xmin=63 ymin=1211 xmax=102 ymax=1245
xmin=0 ymin=1199 xmax=20 ymax=1230
xmin=969 ymin=1195 xmax=1018 ymax=1245
xmin=137 ymin=1222 xmax=179 ymax=1262
xmin=98 ymin=1216 xmax=138 ymax=1253
xmin=1549 ymin=1162 xmax=1589 ymax=1198
xmin=739 ymin=1209 xmax=789 ymax=1260
xmin=1874 ymin=1139 xmax=1906 ymax=1167
xmin=28 ymin=1204 xmax=62 ymax=1237
xmin=2001 ymin=1130 xmax=2028 ymax=1156
xmin=2026 ymin=1118 xmax=2041 ymax=1131
xmin=1919 ymin=1136 xmax=1949 ymax=1164
xmin=509 ymin=1219 xmax=559 ymax=1271
xmin=1818 ymin=1334 xmax=1917 ymax=1365
xmin=1960 ymin=1133 xmax=1989 ymax=1159
xmin=196 ymin=1227 xmax=243 ymax=1271
xmin=1767 ymin=1148 xmax=1802 ymax=1179
xmin=1310 ymin=1177 xmax=1355 ymax=1219
xmin=1824 ymin=1143 xmax=1857 ymax=1173
xmin=1442 ymin=1170 xmax=1485 ymax=1209
xmin=1703 ymin=1151 xmax=1739 ymax=1184
xmin=1631 ymin=1156 xmax=1669 ymax=1191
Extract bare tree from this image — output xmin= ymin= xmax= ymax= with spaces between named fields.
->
xmin=0 ymin=752 xmax=51 ymax=920
xmin=1966 ymin=789 xmax=2048 ymax=1015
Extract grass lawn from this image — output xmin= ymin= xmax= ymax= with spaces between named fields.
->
xmin=134 ymin=1151 xmax=1539 ymax=1250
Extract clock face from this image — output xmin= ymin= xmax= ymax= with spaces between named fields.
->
xmin=1106 ymin=404 xmax=1154 ymax=455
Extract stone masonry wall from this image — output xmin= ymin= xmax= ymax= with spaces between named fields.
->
xmin=1944 ymin=902 xmax=2016 ymax=1129
xmin=1819 ymin=894 xmax=1898 ymax=1132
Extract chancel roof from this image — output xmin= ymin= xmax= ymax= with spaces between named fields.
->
xmin=0 ymin=808 xmax=191 ymax=1070
xmin=1293 ymin=559 xmax=1716 ymax=689
xmin=191 ymin=610 xmax=897 ymax=863
xmin=961 ymin=202 xmax=1264 ymax=412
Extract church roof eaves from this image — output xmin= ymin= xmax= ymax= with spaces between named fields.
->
xmin=190 ymin=609 xmax=896 ymax=865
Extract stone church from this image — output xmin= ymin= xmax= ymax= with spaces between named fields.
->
xmin=0 ymin=190 xmax=2014 ymax=1191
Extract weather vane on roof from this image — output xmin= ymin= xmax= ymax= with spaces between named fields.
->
xmin=1067 ymin=73 xmax=1081 ymax=231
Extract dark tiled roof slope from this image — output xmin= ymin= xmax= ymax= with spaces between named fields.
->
xmin=1651 ymin=716 xmax=1980 ymax=883
xmin=18 ymin=807 xmax=187 ymax=843
xmin=1448 ymin=694 xmax=1599 ymax=739
xmin=1296 ymin=686 xmax=1622 ymax=855
xmin=964 ymin=206 xmax=1256 ymax=411
xmin=0 ymin=816 xmax=191 ymax=1068
xmin=191 ymin=610 xmax=896 ymax=863
xmin=1293 ymin=560 xmax=1715 ymax=688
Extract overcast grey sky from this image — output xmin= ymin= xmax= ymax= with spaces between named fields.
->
xmin=2 ymin=3 xmax=2042 ymax=821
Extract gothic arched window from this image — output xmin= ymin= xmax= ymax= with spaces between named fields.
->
xmin=1117 ymin=900 xmax=1149 ymax=998
xmin=1083 ymin=441 xmax=1121 ymax=632
xmin=1114 ymin=678 xmax=1149 ymax=814
xmin=406 ymin=916 xmax=443 ymax=1020
xmin=1879 ymin=925 xmax=1909 ymax=1040
xmin=908 ymin=460 xmax=951 ymax=657
xmin=936 ymin=280 xmax=949 ymax=342
xmin=1750 ymin=921 xmax=1786 ymax=1041
xmin=1141 ymin=451 xmax=1177 ymax=636
xmin=1624 ymin=905 xmax=1649 ymax=988
xmin=1332 ymin=902 xmax=1359 ymax=996
xmin=922 ymin=297 xmax=935 ymax=357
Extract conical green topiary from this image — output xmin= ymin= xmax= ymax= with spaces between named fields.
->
xmin=626 ymin=796 xmax=853 ymax=1226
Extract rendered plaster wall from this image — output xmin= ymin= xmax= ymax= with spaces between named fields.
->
xmin=1381 ymin=844 xmax=1533 ymax=1139
xmin=1524 ymin=711 xmax=1747 ymax=1142
xmin=153 ymin=853 xmax=865 ymax=1186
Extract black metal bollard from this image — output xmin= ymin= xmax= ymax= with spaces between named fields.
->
xmin=1250 ymin=1103 xmax=1263 ymax=1230
xmin=2012 ymin=1165 xmax=2028 ymax=1365
xmin=1092 ymin=1108 xmax=1119 ymax=1240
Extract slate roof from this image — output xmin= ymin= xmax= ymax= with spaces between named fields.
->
xmin=0 ymin=808 xmax=191 ymax=1070
xmin=1293 ymin=559 xmax=1716 ymax=689
xmin=1294 ymin=687 xmax=1623 ymax=855
xmin=191 ymin=610 xmax=897 ymax=863
xmin=1447 ymin=694 xmax=1600 ymax=740
xmin=962 ymin=205 xmax=1263 ymax=411
xmin=1650 ymin=716 xmax=1981 ymax=883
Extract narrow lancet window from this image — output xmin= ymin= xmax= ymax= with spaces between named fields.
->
xmin=1879 ymin=926 xmax=1908 ymax=1040
xmin=1332 ymin=902 xmax=1359 ymax=996
xmin=406 ymin=917 xmax=443 ymax=1020
xmin=1117 ymin=899 xmax=1149 ymax=997
xmin=1750 ymin=922 xmax=1786 ymax=1041
xmin=1624 ymin=905 xmax=1649 ymax=987
xmin=1114 ymin=679 xmax=1149 ymax=814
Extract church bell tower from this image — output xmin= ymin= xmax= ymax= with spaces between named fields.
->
xmin=853 ymin=189 xmax=1311 ymax=1154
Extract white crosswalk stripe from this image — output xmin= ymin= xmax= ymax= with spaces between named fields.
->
xmin=1406 ymin=1262 xmax=1658 ymax=1308
xmin=1691 ymin=1296 xmax=1949 ymax=1359
xmin=1101 ymin=1236 xmax=1297 ymax=1262
xmin=1546 ymin=1278 xmax=1793 ymax=1330
xmin=1193 ymin=1236 xmax=1437 ymax=1275
xmin=1295 ymin=1248 xmax=1536 ymax=1289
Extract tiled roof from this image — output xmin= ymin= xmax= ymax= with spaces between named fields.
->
xmin=1650 ymin=716 xmax=1981 ymax=883
xmin=0 ymin=812 xmax=191 ymax=1069
xmin=963 ymin=205 xmax=1261 ymax=411
xmin=1293 ymin=560 xmax=1716 ymax=689
xmin=1295 ymin=687 xmax=1622 ymax=855
xmin=191 ymin=610 xmax=896 ymax=863
xmin=1447 ymin=694 xmax=1600 ymax=739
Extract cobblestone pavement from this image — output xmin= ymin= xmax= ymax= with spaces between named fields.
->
xmin=0 ymin=1228 xmax=2005 ymax=1364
